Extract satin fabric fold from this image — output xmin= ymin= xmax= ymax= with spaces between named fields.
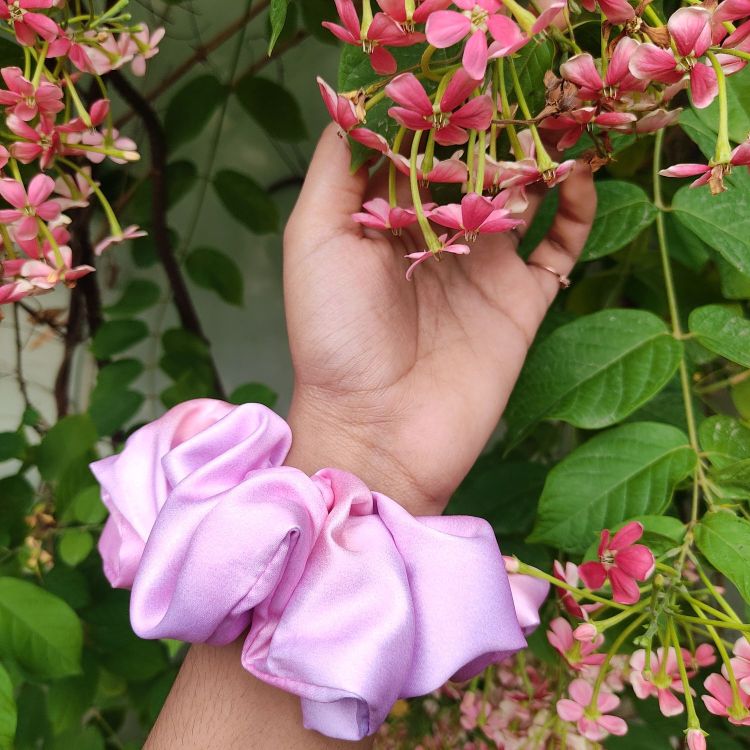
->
xmin=91 ymin=399 xmax=547 ymax=740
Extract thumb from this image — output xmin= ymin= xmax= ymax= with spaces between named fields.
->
xmin=285 ymin=124 xmax=368 ymax=253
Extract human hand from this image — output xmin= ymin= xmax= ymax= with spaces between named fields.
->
xmin=284 ymin=125 xmax=596 ymax=515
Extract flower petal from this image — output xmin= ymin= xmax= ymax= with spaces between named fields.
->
xmin=426 ymin=10 xmax=471 ymax=48
xmin=578 ymin=561 xmax=607 ymax=590
xmin=385 ymin=72 xmax=433 ymax=114
xmin=462 ymin=29 xmax=488 ymax=80
xmin=690 ymin=62 xmax=718 ymax=109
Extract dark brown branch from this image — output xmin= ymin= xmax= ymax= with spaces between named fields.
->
xmin=54 ymin=285 xmax=84 ymax=418
xmin=70 ymin=205 xmax=104 ymax=337
xmin=116 ymin=1 xmax=270 ymax=128
xmin=107 ymin=69 xmax=226 ymax=400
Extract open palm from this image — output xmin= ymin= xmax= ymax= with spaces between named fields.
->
xmin=284 ymin=125 xmax=596 ymax=514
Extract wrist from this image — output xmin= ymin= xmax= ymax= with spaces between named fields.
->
xmin=286 ymin=389 xmax=443 ymax=516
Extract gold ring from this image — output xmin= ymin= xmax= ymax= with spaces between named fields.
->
xmin=527 ymin=261 xmax=571 ymax=289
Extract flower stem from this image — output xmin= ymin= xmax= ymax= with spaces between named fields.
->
xmin=59 ymin=157 xmax=123 ymax=237
xmin=496 ymin=59 xmax=524 ymax=157
xmin=669 ymin=618 xmax=701 ymax=728
xmin=516 ymin=561 xmax=628 ymax=610
xmin=389 ymin=126 xmax=407 ymax=207
xmin=409 ymin=130 xmax=440 ymax=252
xmin=588 ymin=614 xmax=648 ymax=709
xmin=652 ymin=129 xmax=702 ymax=474
xmin=706 ymin=51 xmax=732 ymax=164
xmin=509 ymin=58 xmax=555 ymax=173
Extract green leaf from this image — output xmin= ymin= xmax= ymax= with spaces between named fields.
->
xmin=0 ymin=475 xmax=33 ymax=548
xmin=36 ymin=415 xmax=97 ymax=482
xmin=161 ymin=371 xmax=215 ymax=409
xmin=673 ymin=168 xmax=750 ymax=276
xmin=234 ymin=75 xmax=307 ymax=142
xmin=0 ymin=662 xmax=16 ymax=750
xmin=695 ymin=511 xmax=750 ymax=604
xmin=13 ymin=683 xmax=48 ymax=750
xmin=47 ymin=727 xmax=104 ymax=750
xmin=91 ymin=320 xmax=149 ymax=359
xmin=679 ymin=108 xmax=717 ymax=159
xmin=529 ymin=422 xmax=696 ymax=553
xmin=634 ymin=514 xmax=686 ymax=555
xmin=268 ymin=0 xmax=290 ymax=53
xmin=104 ymin=279 xmax=161 ymax=317
xmin=186 ymin=247 xmax=244 ymax=306
xmin=300 ymin=0 xmax=337 ymax=41
xmin=687 ymin=64 xmax=750 ymax=146
xmin=213 ymin=170 xmax=278 ymax=234
xmin=89 ymin=389 xmax=144 ymax=437
xmin=165 ymin=75 xmax=227 ymax=148
xmin=0 ymin=432 xmax=24 ymax=462
xmin=229 ymin=382 xmax=278 ymax=408
xmin=445 ymin=461 xmax=547 ymax=536
xmin=42 ymin=565 xmax=91 ymax=612
xmin=159 ymin=328 xmax=214 ymax=385
xmin=70 ymin=486 xmax=107 ymax=525
xmin=88 ymin=359 xmax=145 ymax=436
xmin=58 ymin=530 xmax=94 ymax=567
xmin=47 ymin=662 xmax=96 ymax=736
xmin=689 ymin=305 xmax=750 ymax=368
xmin=504 ymin=310 xmax=683 ymax=446
xmin=699 ymin=415 xmax=750 ymax=470
xmin=581 ymin=181 xmax=657 ymax=260
xmin=0 ymin=578 xmax=82 ymax=679
xmin=503 ymin=40 xmax=555 ymax=116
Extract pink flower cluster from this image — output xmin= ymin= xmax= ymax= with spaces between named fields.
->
xmin=319 ymin=0 xmax=750 ymax=277
xmin=0 ymin=0 xmax=159 ymax=309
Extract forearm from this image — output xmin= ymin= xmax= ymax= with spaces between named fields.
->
xmin=145 ymin=640 xmax=373 ymax=750
xmin=144 ymin=411 xmax=417 ymax=750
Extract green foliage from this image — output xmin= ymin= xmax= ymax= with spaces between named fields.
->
xmin=165 ymin=75 xmax=227 ymax=149
xmin=90 ymin=320 xmax=149 ymax=359
xmin=105 ymin=280 xmax=161 ymax=317
xmin=504 ymin=310 xmax=683 ymax=445
xmin=186 ymin=247 xmax=244 ymax=306
xmin=689 ymin=305 xmax=750 ymax=368
xmin=581 ymin=182 xmax=657 ymax=261
xmin=213 ymin=170 xmax=279 ymax=234
xmin=0 ymin=578 xmax=82 ymax=679
xmin=529 ymin=423 xmax=696 ymax=553
xmin=235 ymin=75 xmax=307 ymax=142
xmin=229 ymin=382 xmax=278 ymax=407
xmin=268 ymin=0 xmax=291 ymax=53
xmin=695 ymin=512 xmax=750 ymax=604
xmin=672 ymin=169 xmax=750 ymax=276
xmin=36 ymin=415 xmax=97 ymax=482
xmin=0 ymin=663 xmax=16 ymax=750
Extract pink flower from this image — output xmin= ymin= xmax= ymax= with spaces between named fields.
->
xmin=629 ymin=648 xmax=685 ymax=717
xmin=389 ymin=150 xmax=468 ymax=183
xmin=0 ymin=0 xmax=59 ymax=46
xmin=47 ymin=30 xmax=97 ymax=73
xmin=629 ymin=7 xmax=718 ymax=108
xmin=0 ymin=66 xmax=63 ymax=121
xmin=539 ymin=107 xmax=635 ymax=150
xmin=94 ymin=224 xmax=147 ymax=256
xmin=66 ymin=126 xmax=139 ymax=165
xmin=19 ymin=246 xmax=94 ymax=290
xmin=556 ymin=679 xmax=628 ymax=741
xmin=686 ymin=729 xmax=707 ymax=750
xmin=127 ymin=24 xmax=165 ymax=76
xmin=322 ymin=0 xmax=422 ymax=75
xmin=687 ymin=643 xmax=717 ymax=675
xmin=547 ymin=617 xmax=606 ymax=670
xmin=0 ymin=174 xmax=60 ymax=241
xmin=0 ymin=278 xmax=33 ymax=303
xmin=7 ymin=114 xmax=59 ymax=169
xmin=386 ymin=69 xmax=492 ymax=145
xmin=499 ymin=129 xmax=575 ymax=195
xmin=459 ymin=691 xmax=482 ymax=731
xmin=429 ymin=192 xmax=523 ymax=240
xmin=635 ymin=108 xmax=682 ymax=134
xmin=659 ymin=140 xmax=750 ymax=194
xmin=318 ymin=77 xmax=363 ymax=133
xmin=425 ymin=1 xmax=502 ymax=79
xmin=559 ymin=38 xmax=646 ymax=102
xmin=702 ymin=672 xmax=750 ymax=725
xmin=352 ymin=197 xmax=423 ymax=234
xmin=54 ymin=168 xmax=96 ymax=211
xmin=578 ymin=521 xmax=655 ymax=605
xmin=729 ymin=637 xmax=750 ymax=694
xmin=553 ymin=560 xmax=600 ymax=620
xmin=377 ymin=0 xmax=452 ymax=27
xmin=404 ymin=233 xmax=471 ymax=279
xmin=580 ymin=0 xmax=634 ymax=24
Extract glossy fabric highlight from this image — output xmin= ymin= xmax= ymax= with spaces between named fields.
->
xmin=91 ymin=399 xmax=547 ymax=740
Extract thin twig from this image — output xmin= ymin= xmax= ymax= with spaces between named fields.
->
xmin=54 ymin=285 xmax=84 ymax=417
xmin=108 ymin=69 xmax=226 ymax=400
xmin=116 ymin=1 xmax=270 ymax=127
xmin=12 ymin=303 xmax=32 ymax=412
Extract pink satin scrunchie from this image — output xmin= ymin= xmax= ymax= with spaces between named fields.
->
xmin=91 ymin=399 xmax=548 ymax=741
